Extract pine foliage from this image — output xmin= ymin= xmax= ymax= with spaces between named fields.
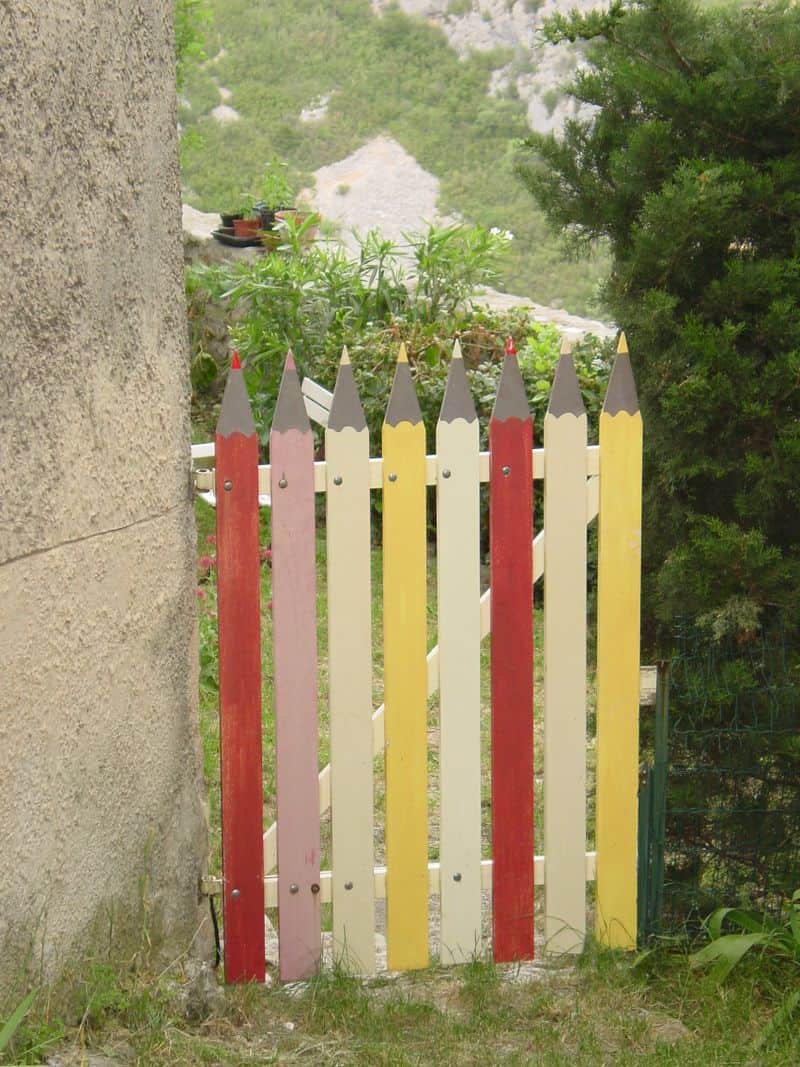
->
xmin=518 ymin=0 xmax=800 ymax=644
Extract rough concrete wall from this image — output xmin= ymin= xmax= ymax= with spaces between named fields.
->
xmin=0 ymin=1 xmax=210 ymax=989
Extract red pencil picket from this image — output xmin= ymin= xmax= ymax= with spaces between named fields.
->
xmin=215 ymin=351 xmax=266 ymax=983
xmin=489 ymin=337 xmax=534 ymax=963
xmin=270 ymin=351 xmax=322 ymax=982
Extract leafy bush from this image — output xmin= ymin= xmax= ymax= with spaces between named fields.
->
xmin=188 ymin=221 xmax=613 ymax=453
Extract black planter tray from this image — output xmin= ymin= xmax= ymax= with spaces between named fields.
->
xmin=212 ymin=227 xmax=264 ymax=248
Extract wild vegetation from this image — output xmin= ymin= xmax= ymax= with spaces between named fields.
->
xmin=178 ymin=0 xmax=609 ymax=313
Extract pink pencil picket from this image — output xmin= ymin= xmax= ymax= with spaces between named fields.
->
xmin=270 ymin=352 xmax=321 ymax=982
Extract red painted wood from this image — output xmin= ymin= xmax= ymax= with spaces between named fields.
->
xmin=270 ymin=427 xmax=321 ymax=981
xmin=216 ymin=426 xmax=266 ymax=983
xmin=490 ymin=414 xmax=534 ymax=962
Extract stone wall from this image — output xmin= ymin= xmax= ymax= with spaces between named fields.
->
xmin=0 ymin=1 xmax=210 ymax=991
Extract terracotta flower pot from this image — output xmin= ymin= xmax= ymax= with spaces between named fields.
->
xmin=233 ymin=217 xmax=262 ymax=238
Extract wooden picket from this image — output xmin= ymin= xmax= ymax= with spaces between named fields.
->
xmin=436 ymin=341 xmax=482 ymax=964
xmin=207 ymin=336 xmax=644 ymax=982
xmin=325 ymin=348 xmax=376 ymax=974
xmin=489 ymin=338 xmax=534 ymax=963
xmin=382 ymin=344 xmax=429 ymax=971
xmin=270 ymin=352 xmax=321 ymax=981
xmin=215 ymin=352 xmax=265 ymax=983
xmin=595 ymin=334 xmax=643 ymax=949
xmin=543 ymin=343 xmax=588 ymax=955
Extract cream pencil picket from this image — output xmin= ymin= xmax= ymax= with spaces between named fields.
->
xmin=270 ymin=352 xmax=321 ymax=981
xmin=543 ymin=344 xmax=588 ymax=955
xmin=382 ymin=344 xmax=429 ymax=971
xmin=436 ymin=342 xmax=482 ymax=964
xmin=595 ymin=334 xmax=643 ymax=949
xmin=325 ymin=349 xmax=376 ymax=975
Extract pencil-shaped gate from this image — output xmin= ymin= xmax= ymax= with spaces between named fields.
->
xmin=206 ymin=336 xmax=643 ymax=982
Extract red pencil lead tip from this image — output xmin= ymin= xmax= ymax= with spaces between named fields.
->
xmin=505 ymin=336 xmax=516 ymax=357
xmin=231 ymin=350 xmax=241 ymax=370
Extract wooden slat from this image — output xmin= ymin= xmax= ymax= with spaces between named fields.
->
xmin=262 ymin=476 xmax=602 ymax=876
xmin=543 ymin=346 xmax=588 ymax=955
xmin=270 ymin=352 xmax=321 ymax=981
xmin=325 ymin=349 xmax=375 ymax=974
xmin=215 ymin=353 xmax=266 ymax=983
xmin=595 ymin=334 xmax=643 ymax=950
xmin=382 ymin=344 xmax=429 ymax=971
xmin=436 ymin=342 xmax=482 ymax=964
xmin=490 ymin=339 xmax=534 ymax=963
xmin=301 ymin=376 xmax=334 ymax=410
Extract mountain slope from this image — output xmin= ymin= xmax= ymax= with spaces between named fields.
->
xmin=179 ymin=0 xmax=608 ymax=312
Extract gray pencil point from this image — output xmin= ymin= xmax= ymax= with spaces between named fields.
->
xmin=547 ymin=352 xmax=585 ymax=418
xmin=217 ymin=363 xmax=256 ymax=438
xmin=385 ymin=344 xmax=422 ymax=427
xmin=329 ymin=348 xmax=367 ymax=432
xmin=439 ymin=341 xmax=477 ymax=424
xmin=491 ymin=352 xmax=530 ymax=423
xmin=271 ymin=350 xmax=311 ymax=434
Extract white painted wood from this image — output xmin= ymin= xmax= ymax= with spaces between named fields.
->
xmin=301 ymin=377 xmax=334 ymax=410
xmin=437 ymin=416 xmax=482 ymax=964
xmin=304 ymin=396 xmax=330 ymax=427
xmin=543 ymin=411 xmax=588 ymax=955
xmin=326 ymin=423 xmax=375 ymax=973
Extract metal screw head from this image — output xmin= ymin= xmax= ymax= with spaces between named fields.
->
xmin=502 ymin=465 xmax=511 ymax=477
xmin=310 ymin=883 xmax=321 ymax=895
xmin=231 ymin=888 xmax=241 ymax=898
xmin=278 ymin=476 xmax=288 ymax=489
xmin=223 ymin=479 xmax=233 ymax=491
xmin=442 ymin=469 xmax=451 ymax=479
xmin=453 ymin=873 xmax=462 ymax=883
xmin=333 ymin=475 xmax=343 ymax=486
xmin=344 ymin=881 xmax=354 ymax=891
xmin=289 ymin=883 xmax=299 ymax=894
xmin=388 ymin=472 xmax=398 ymax=483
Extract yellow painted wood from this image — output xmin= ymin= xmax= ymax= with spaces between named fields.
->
xmin=383 ymin=419 xmax=429 ymax=970
xmin=437 ymin=418 xmax=482 ymax=963
xmin=543 ymin=412 xmax=588 ymax=955
xmin=595 ymin=410 xmax=643 ymax=949
xmin=326 ymin=423 xmax=375 ymax=974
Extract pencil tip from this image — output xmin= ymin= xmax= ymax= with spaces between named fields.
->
xmin=231 ymin=349 xmax=241 ymax=370
xmin=339 ymin=346 xmax=351 ymax=366
xmin=505 ymin=335 xmax=516 ymax=357
xmin=617 ymin=332 xmax=628 ymax=356
xmin=397 ymin=343 xmax=409 ymax=364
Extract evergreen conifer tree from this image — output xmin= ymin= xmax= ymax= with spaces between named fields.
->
xmin=518 ymin=0 xmax=800 ymax=645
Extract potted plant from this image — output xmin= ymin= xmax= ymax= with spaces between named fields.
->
xmin=256 ymin=157 xmax=295 ymax=228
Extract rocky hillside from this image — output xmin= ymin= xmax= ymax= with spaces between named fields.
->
xmin=179 ymin=0 xmax=609 ymax=314
xmin=373 ymin=0 xmax=599 ymax=134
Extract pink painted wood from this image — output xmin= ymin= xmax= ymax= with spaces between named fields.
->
xmin=215 ymin=354 xmax=266 ymax=983
xmin=489 ymin=338 xmax=534 ymax=963
xmin=270 ymin=354 xmax=321 ymax=982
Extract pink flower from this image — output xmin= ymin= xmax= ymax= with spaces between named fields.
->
xmin=206 ymin=533 xmax=217 ymax=546
xmin=198 ymin=554 xmax=216 ymax=571
xmin=196 ymin=587 xmax=207 ymax=600
xmin=260 ymin=546 xmax=273 ymax=564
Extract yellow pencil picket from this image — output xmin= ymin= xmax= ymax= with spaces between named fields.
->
xmin=595 ymin=334 xmax=643 ymax=949
xmin=437 ymin=342 xmax=482 ymax=964
xmin=382 ymin=345 xmax=429 ymax=971
xmin=326 ymin=349 xmax=375 ymax=974
xmin=543 ymin=346 xmax=588 ymax=955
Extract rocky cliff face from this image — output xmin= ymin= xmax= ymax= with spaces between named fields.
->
xmin=372 ymin=0 xmax=600 ymax=135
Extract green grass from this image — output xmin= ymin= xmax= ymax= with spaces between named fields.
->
xmin=179 ymin=0 xmax=609 ymax=314
xmin=5 ymin=945 xmax=798 ymax=1063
